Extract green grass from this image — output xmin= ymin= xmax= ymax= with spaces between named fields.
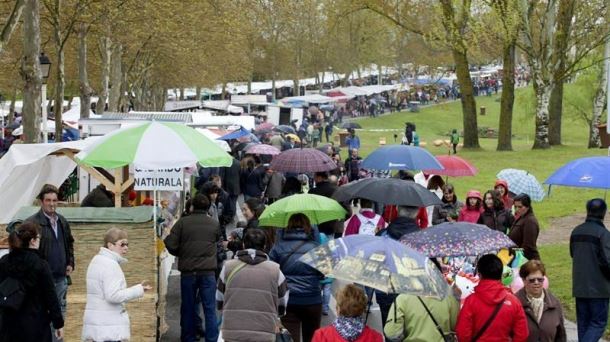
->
xmin=347 ymin=91 xmax=607 ymax=229
xmin=339 ymin=87 xmax=609 ymax=327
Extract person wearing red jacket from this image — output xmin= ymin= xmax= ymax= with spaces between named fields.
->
xmin=456 ymin=254 xmax=529 ymax=342
xmin=312 ymin=284 xmax=383 ymax=342
xmin=495 ymin=180 xmax=514 ymax=211
xmin=458 ymin=190 xmax=483 ymax=223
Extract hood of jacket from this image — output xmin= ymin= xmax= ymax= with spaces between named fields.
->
xmin=495 ymin=180 xmax=509 ymax=195
xmin=473 ymin=279 xmax=508 ymax=305
xmin=236 ymin=249 xmax=269 ymax=265
xmin=383 ymin=217 xmax=419 ymax=240
xmin=98 ymin=247 xmax=127 ymax=264
xmin=466 ymin=190 xmax=482 ymax=201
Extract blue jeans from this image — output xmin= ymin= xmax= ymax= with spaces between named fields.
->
xmin=52 ymin=277 xmax=68 ymax=341
xmin=180 ymin=274 xmax=218 ymax=342
xmin=576 ymin=298 xmax=609 ymax=342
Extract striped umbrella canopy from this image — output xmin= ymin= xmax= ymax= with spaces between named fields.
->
xmin=497 ymin=168 xmax=545 ymax=202
xmin=270 ymin=148 xmax=336 ymax=173
xmin=75 ymin=121 xmax=232 ymax=169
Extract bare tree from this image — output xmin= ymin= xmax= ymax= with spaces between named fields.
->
xmin=0 ymin=0 xmax=25 ymax=53
xmin=21 ymin=0 xmax=42 ymax=143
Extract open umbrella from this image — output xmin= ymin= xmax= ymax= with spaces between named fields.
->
xmin=341 ymin=122 xmax=362 ymax=129
xmin=218 ymin=126 xmax=251 ymax=140
xmin=361 ymin=145 xmax=444 ymax=170
xmin=75 ymin=121 xmax=232 ymax=169
xmin=285 ymin=133 xmax=301 ymax=143
xmin=497 ymin=168 xmax=545 ymax=201
xmin=258 ymin=193 xmax=347 ymax=227
xmin=333 ymin=178 xmax=442 ymax=207
xmin=299 ymin=235 xmax=449 ymax=297
xmin=274 ymin=125 xmax=296 ymax=134
xmin=270 ymin=148 xmax=336 ymax=173
xmin=544 ymin=156 xmax=610 ymax=192
xmin=401 ymin=222 xmax=516 ymax=258
xmin=245 ymin=144 xmax=281 ymax=156
xmin=423 ymin=155 xmax=478 ymax=177
xmin=256 ymin=122 xmax=275 ymax=131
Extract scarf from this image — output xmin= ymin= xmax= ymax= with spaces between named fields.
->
xmin=527 ymin=291 xmax=545 ymax=323
xmin=333 ymin=316 xmax=365 ymax=342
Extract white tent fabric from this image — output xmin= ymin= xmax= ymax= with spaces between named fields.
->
xmin=196 ymin=128 xmax=231 ymax=152
xmin=0 ymin=139 xmax=96 ymax=223
xmin=280 ymin=94 xmax=337 ymax=104
xmin=61 ymin=105 xmax=100 ymax=122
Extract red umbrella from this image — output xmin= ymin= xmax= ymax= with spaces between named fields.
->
xmin=246 ymin=144 xmax=281 ymax=156
xmin=423 ymin=155 xmax=478 ymax=177
xmin=270 ymin=148 xmax=337 ymax=173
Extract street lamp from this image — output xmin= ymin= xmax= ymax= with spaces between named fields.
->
xmin=39 ymin=53 xmax=51 ymax=143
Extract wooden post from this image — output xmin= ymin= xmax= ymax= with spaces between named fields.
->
xmin=114 ymin=168 xmax=122 ymax=207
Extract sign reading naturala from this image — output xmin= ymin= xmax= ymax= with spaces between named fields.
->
xmin=134 ymin=168 xmax=183 ymax=191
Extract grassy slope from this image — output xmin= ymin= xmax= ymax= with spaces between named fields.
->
xmin=347 ymin=87 xmax=607 ymax=325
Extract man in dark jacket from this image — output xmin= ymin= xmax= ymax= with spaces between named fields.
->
xmin=25 ymin=184 xmax=75 ymax=335
xmin=80 ymin=184 xmax=113 ymax=207
xmin=309 ymin=172 xmax=339 ymax=236
xmin=164 ymin=194 xmax=221 ymax=342
xmin=570 ymin=198 xmax=610 ymax=342
xmin=375 ymin=205 xmax=420 ymax=325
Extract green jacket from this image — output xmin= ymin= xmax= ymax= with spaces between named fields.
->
xmin=384 ymin=294 xmax=459 ymax=342
xmin=451 ymin=133 xmax=460 ymax=144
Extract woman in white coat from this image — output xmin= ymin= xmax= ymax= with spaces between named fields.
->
xmin=82 ymin=228 xmax=152 ymax=342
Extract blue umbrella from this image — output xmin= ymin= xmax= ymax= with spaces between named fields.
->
xmin=544 ymin=156 xmax=610 ymax=191
xmin=361 ymin=145 xmax=444 ymax=170
xmin=299 ymin=235 xmax=449 ymax=298
xmin=218 ymin=126 xmax=250 ymax=140
xmin=497 ymin=168 xmax=545 ymax=202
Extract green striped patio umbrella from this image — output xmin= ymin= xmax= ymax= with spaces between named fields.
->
xmin=75 ymin=121 xmax=232 ymax=169
xmin=259 ymin=193 xmax=347 ymax=227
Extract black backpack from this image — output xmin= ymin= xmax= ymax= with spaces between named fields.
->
xmin=0 ymin=276 xmax=25 ymax=310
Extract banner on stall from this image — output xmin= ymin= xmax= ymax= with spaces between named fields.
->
xmin=134 ymin=168 xmax=183 ymax=191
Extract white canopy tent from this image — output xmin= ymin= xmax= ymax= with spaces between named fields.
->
xmin=0 ymin=138 xmax=98 ymax=224
xmin=195 ymin=128 xmax=231 ymax=152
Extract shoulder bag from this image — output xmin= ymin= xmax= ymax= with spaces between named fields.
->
xmin=416 ymin=296 xmax=457 ymax=342
xmin=472 ymin=298 xmax=505 ymax=341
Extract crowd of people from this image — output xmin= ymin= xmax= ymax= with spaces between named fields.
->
xmin=1 ymin=122 xmax=609 ymax=342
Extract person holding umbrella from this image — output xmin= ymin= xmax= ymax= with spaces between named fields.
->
xmin=509 ymin=194 xmax=540 ymax=260
xmin=494 ymin=180 xmax=514 ymax=211
xmin=432 ymin=184 xmax=463 ymax=225
xmin=269 ymin=213 xmax=323 ymax=342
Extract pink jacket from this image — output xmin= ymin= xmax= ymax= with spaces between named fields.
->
xmin=344 ymin=209 xmax=386 ymax=236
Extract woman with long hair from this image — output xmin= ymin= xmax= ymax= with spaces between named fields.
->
xmin=478 ymin=190 xmax=514 ymax=234
xmin=0 ymin=222 xmax=64 ymax=341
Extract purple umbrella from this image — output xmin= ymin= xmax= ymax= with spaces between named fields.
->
xmin=246 ymin=144 xmax=281 ymax=156
xmin=270 ymin=148 xmax=337 ymax=173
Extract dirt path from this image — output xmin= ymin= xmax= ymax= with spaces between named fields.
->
xmin=538 ymin=213 xmax=610 ymax=245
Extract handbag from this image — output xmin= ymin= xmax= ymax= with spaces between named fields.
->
xmin=416 ymin=296 xmax=457 ymax=342
xmin=275 ymin=325 xmax=293 ymax=342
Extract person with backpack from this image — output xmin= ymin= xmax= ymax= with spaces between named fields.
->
xmin=0 ymin=221 xmax=64 ymax=341
xmin=456 ymin=254 xmax=528 ymax=342
xmin=344 ymin=199 xmax=386 ymax=236
xmin=450 ymin=129 xmax=459 ymax=154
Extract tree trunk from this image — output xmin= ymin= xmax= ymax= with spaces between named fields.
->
xmin=7 ymin=87 xmax=17 ymax=125
xmin=532 ymin=80 xmax=552 ymax=149
xmin=589 ymin=38 xmax=610 ymax=148
xmin=452 ymin=48 xmax=480 ymax=148
xmin=221 ymin=83 xmax=227 ymax=100
xmin=247 ymin=79 xmax=252 ymax=95
xmin=0 ymin=0 xmax=25 ymax=54
xmin=78 ymin=23 xmax=93 ymax=119
xmin=195 ymin=86 xmax=201 ymax=101
xmin=179 ymin=88 xmax=184 ymax=101
xmin=108 ymin=44 xmax=122 ymax=112
xmin=293 ymin=78 xmax=300 ymax=97
xmin=548 ymin=82 xmax=563 ymax=145
xmin=53 ymin=45 xmax=65 ymax=141
xmin=21 ymin=0 xmax=42 ymax=143
xmin=98 ymin=36 xmax=111 ymax=114
xmin=497 ymin=42 xmax=516 ymax=151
